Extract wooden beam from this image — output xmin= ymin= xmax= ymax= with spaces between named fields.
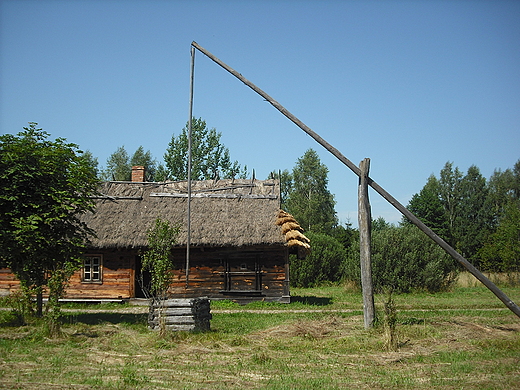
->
xmin=191 ymin=41 xmax=520 ymax=319
xmin=150 ymin=193 xmax=277 ymax=199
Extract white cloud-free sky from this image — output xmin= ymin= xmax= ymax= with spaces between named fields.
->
xmin=1 ymin=0 xmax=519 ymax=226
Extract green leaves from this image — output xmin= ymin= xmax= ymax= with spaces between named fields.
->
xmin=163 ymin=117 xmax=247 ymax=181
xmin=290 ymin=231 xmax=346 ymax=287
xmin=285 ymin=149 xmax=337 ymax=234
xmin=141 ymin=218 xmax=180 ymax=299
xmin=343 ymin=224 xmax=457 ymax=294
xmin=0 ymin=123 xmax=99 ymax=321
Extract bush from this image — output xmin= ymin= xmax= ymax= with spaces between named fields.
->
xmin=342 ymin=224 xmax=457 ymax=293
xmin=290 ymin=232 xmax=346 ymax=287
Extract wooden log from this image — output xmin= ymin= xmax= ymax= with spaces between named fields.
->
xmin=358 ymin=158 xmax=375 ymax=329
xmin=149 ymin=316 xmax=196 ymax=325
xmin=148 ymin=297 xmax=211 ymax=332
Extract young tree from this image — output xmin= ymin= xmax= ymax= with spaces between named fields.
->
xmin=140 ymin=218 xmax=180 ymax=335
xmin=0 ymin=123 xmax=98 ymax=329
xmin=140 ymin=218 xmax=180 ymax=300
xmin=163 ymin=118 xmax=247 ymax=181
xmin=372 ymin=216 xmax=393 ymax=232
xmin=438 ymin=162 xmax=463 ymax=247
xmin=102 ymin=146 xmax=131 ymax=181
xmin=285 ymin=149 xmax=337 ymax=234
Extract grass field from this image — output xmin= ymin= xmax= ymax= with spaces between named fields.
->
xmin=0 ymin=283 xmax=519 ymax=389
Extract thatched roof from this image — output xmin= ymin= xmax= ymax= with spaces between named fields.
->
xmin=82 ymin=179 xmax=286 ymax=249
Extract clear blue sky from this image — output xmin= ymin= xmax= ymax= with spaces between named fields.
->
xmin=1 ymin=0 xmax=519 ymax=226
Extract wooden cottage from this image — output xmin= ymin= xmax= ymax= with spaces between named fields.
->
xmin=1 ymin=170 xmax=310 ymax=303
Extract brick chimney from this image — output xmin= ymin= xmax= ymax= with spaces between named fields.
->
xmin=131 ymin=166 xmax=145 ymax=182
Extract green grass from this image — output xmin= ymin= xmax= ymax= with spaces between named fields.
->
xmin=1 ymin=285 xmax=519 ymax=389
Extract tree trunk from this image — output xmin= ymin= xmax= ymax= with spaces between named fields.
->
xmin=36 ymin=290 xmax=43 ymax=318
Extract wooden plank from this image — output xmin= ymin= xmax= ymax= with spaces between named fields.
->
xmin=150 ymin=192 xmax=277 ymax=199
xmin=149 ymin=316 xmax=196 ymax=325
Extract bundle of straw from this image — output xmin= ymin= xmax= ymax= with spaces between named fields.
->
xmin=276 ymin=210 xmax=311 ymax=252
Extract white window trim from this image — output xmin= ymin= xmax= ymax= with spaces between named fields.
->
xmin=83 ymin=255 xmax=103 ymax=284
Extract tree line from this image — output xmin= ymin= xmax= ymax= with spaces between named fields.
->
xmin=1 ymin=120 xmax=518 ymax=334
xmin=89 ymin=118 xmax=248 ymax=182
xmin=284 ymin=156 xmax=520 ymax=292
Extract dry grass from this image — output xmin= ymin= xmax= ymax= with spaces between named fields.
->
xmin=1 ymin=287 xmax=520 ymax=389
xmin=456 ymin=271 xmax=520 ymax=288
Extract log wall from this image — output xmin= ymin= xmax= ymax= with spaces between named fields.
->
xmin=65 ymin=250 xmax=136 ymax=299
xmin=168 ymin=246 xmax=289 ymax=303
xmin=0 ymin=246 xmax=290 ymax=303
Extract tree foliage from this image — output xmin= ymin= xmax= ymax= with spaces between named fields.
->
xmin=285 ymin=149 xmax=337 ymax=234
xmin=456 ymin=165 xmax=493 ymax=263
xmin=140 ymin=218 xmax=180 ymax=300
xmin=405 ymin=161 xmax=516 ymax=269
xmin=405 ymin=175 xmax=449 ymax=239
xmin=0 ymin=123 xmax=99 ymax=327
xmin=479 ymin=202 xmax=520 ymax=273
xmin=103 ymin=145 xmax=130 ymax=181
xmin=290 ymin=232 xmax=346 ymax=288
xmin=343 ymin=224 xmax=457 ymax=293
xmin=163 ymin=118 xmax=247 ymax=181
xmin=102 ymin=145 xmax=157 ymax=181
xmin=130 ymin=146 xmax=157 ymax=181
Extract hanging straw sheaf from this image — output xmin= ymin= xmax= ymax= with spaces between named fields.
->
xmin=276 ymin=210 xmax=311 ymax=252
xmin=281 ymin=221 xmax=302 ymax=234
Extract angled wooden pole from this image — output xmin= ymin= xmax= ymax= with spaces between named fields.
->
xmin=359 ymin=158 xmax=375 ymax=328
xmin=191 ymin=41 xmax=520 ymax=319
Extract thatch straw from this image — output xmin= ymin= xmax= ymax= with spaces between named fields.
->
xmin=285 ymin=230 xmax=310 ymax=243
xmin=281 ymin=221 xmax=302 ymax=234
xmin=81 ymin=179 xmax=285 ymax=249
xmin=287 ymin=240 xmax=311 ymax=250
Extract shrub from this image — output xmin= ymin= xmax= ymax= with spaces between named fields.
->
xmin=290 ymin=232 xmax=346 ymax=287
xmin=342 ymin=224 xmax=457 ymax=293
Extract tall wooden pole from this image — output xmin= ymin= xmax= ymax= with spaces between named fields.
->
xmin=358 ymin=158 xmax=375 ymax=328
xmin=185 ymin=46 xmax=195 ymax=289
xmin=190 ymin=41 xmax=520 ymax=319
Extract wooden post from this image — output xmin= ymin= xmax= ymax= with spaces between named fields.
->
xmin=358 ymin=158 xmax=375 ymax=328
xmin=190 ymin=41 xmax=520 ymax=319
xmin=185 ymin=46 xmax=195 ymax=289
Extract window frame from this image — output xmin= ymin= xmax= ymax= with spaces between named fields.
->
xmin=82 ymin=255 xmax=103 ymax=284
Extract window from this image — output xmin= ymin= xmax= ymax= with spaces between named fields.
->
xmin=83 ymin=255 xmax=102 ymax=282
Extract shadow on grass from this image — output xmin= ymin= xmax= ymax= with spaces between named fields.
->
xmin=291 ymin=296 xmax=333 ymax=306
xmin=61 ymin=312 xmax=148 ymax=326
